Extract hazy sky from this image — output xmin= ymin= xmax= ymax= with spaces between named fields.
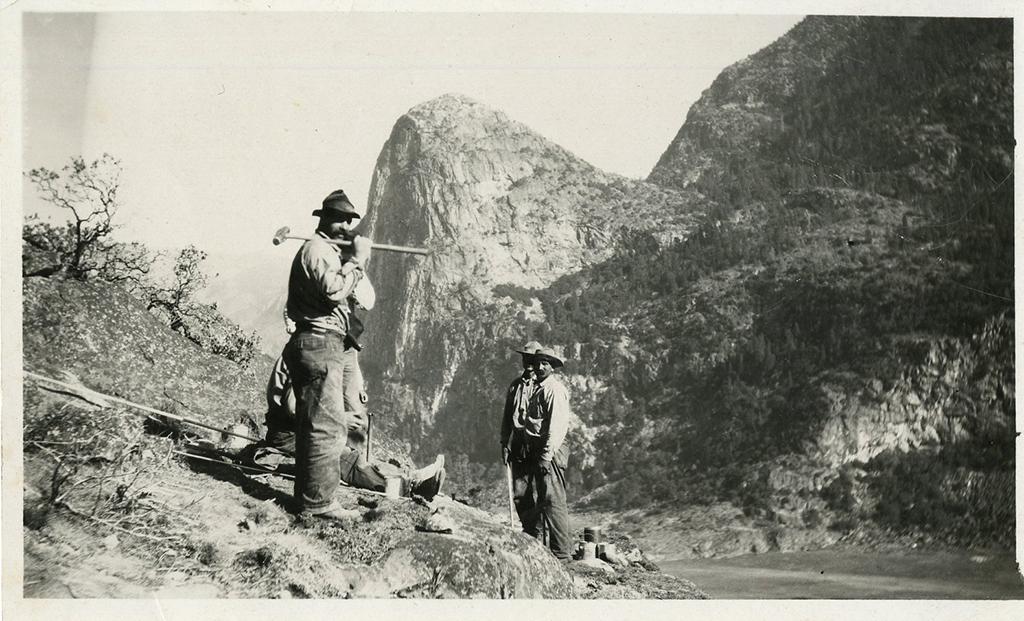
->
xmin=23 ymin=11 xmax=804 ymax=263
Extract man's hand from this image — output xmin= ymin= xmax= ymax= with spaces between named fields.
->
xmin=501 ymin=445 xmax=511 ymax=465
xmin=352 ymin=235 xmax=372 ymax=266
xmin=538 ymin=459 xmax=552 ymax=475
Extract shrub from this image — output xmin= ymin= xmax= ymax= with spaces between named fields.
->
xmin=820 ymin=468 xmax=857 ymax=513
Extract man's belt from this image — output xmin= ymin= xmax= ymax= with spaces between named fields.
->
xmin=293 ymin=322 xmax=344 ymax=336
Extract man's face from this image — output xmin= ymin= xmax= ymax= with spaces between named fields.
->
xmin=535 ymin=358 xmax=553 ymax=380
xmin=521 ymin=355 xmax=535 ymax=379
xmin=320 ymin=214 xmax=357 ymax=238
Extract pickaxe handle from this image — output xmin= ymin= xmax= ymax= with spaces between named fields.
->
xmin=272 ymin=226 xmax=429 ymax=256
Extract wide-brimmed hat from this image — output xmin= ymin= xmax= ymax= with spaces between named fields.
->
xmin=533 ymin=347 xmax=564 ymax=368
xmin=312 ymin=189 xmax=361 ymax=219
xmin=515 ymin=340 xmax=543 ymax=356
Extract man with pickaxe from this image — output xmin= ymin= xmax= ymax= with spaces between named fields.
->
xmin=280 ymin=188 xmax=442 ymax=520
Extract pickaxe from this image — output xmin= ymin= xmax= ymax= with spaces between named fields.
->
xmin=272 ymin=226 xmax=429 ymax=256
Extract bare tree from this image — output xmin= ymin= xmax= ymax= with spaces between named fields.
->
xmin=142 ymin=246 xmax=209 ymax=329
xmin=24 ymin=154 xmax=259 ymax=366
xmin=24 ymin=154 xmax=153 ymax=282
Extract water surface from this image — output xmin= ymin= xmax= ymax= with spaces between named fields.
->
xmin=660 ymin=549 xmax=1024 ymax=599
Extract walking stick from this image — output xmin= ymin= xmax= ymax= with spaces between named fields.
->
xmin=506 ymin=463 xmax=516 ymax=526
xmin=366 ymin=411 xmax=373 ymax=461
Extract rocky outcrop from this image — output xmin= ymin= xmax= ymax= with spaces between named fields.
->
xmin=812 ymin=314 xmax=1014 ymax=466
xmin=360 ymin=94 xmax=698 ymax=457
xmin=22 ymin=437 xmax=578 ymax=598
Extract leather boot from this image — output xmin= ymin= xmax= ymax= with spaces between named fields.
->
xmin=408 ymin=455 xmax=446 ymax=500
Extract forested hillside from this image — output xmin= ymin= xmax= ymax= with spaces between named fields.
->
xmin=515 ymin=16 xmax=1013 ymax=546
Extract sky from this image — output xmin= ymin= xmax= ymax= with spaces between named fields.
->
xmin=21 ymin=11 xmax=805 ymax=265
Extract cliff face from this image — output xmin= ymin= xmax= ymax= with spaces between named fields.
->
xmin=811 ymin=314 xmax=1014 ymax=466
xmin=360 ymin=94 xmax=698 ymax=457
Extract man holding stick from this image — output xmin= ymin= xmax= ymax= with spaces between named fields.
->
xmin=501 ymin=340 xmax=539 ymax=526
xmin=501 ymin=342 xmax=573 ymax=560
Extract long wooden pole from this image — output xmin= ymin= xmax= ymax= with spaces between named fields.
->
xmin=272 ymin=227 xmax=429 ymax=256
xmin=24 ymin=371 xmax=260 ymax=443
xmin=506 ymin=463 xmax=516 ymax=526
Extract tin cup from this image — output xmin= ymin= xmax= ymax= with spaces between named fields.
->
xmin=601 ymin=543 xmax=617 ymax=561
xmin=385 ymin=476 xmax=403 ymax=499
xmin=581 ymin=542 xmax=597 ymax=561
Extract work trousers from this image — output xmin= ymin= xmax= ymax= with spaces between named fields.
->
xmin=511 ymin=443 xmax=571 ymax=560
xmin=265 ymin=427 xmax=387 ymax=492
xmin=282 ymin=330 xmax=382 ymax=511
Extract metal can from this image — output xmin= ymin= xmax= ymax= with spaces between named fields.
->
xmin=385 ymin=476 xmax=403 ymax=498
xmin=581 ymin=542 xmax=597 ymax=561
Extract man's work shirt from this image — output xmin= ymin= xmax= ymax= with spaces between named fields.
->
xmin=525 ymin=374 xmax=571 ymax=462
xmin=285 ymin=231 xmax=362 ymax=334
xmin=501 ymin=372 xmax=535 ymax=446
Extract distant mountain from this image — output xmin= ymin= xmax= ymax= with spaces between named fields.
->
xmin=198 ymin=251 xmax=290 ymax=356
xmin=359 ymin=93 xmax=701 ymax=463
xmin=361 ymin=17 xmax=1014 ymax=550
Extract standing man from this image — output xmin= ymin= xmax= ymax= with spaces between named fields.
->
xmin=254 ymin=354 xmax=445 ymax=499
xmin=503 ymin=344 xmax=573 ymax=561
xmin=283 ymin=188 xmax=374 ymax=520
xmin=501 ymin=340 xmax=539 ymax=531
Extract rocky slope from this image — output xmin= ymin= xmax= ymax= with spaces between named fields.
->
xmin=23 ymin=275 xmax=273 ymax=430
xmin=649 ymin=16 xmax=1013 ymax=201
xmin=21 ymin=273 xmax=706 ymax=598
xmin=23 ymin=439 xmax=577 ymax=598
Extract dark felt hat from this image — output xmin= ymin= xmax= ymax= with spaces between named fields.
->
xmin=312 ymin=189 xmax=360 ymax=219
xmin=533 ymin=347 xmax=564 ymax=368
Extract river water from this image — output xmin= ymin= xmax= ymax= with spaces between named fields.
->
xmin=660 ymin=549 xmax=1024 ymax=599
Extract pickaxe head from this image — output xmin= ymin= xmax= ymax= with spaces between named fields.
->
xmin=272 ymin=226 xmax=291 ymax=246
